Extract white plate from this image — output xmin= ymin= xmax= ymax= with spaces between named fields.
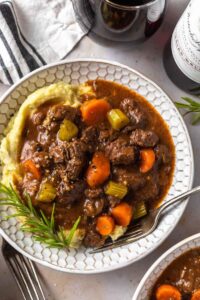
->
xmin=133 ymin=233 xmax=200 ymax=299
xmin=0 ymin=59 xmax=194 ymax=274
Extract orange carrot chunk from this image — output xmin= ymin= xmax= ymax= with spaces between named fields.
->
xmin=111 ymin=202 xmax=133 ymax=227
xmin=96 ymin=215 xmax=115 ymax=236
xmin=86 ymin=152 xmax=110 ymax=187
xmin=80 ymin=99 xmax=111 ymax=126
xmin=140 ymin=149 xmax=155 ymax=173
xmin=22 ymin=159 xmax=41 ymax=180
xmin=191 ymin=290 xmax=200 ymax=300
xmin=155 ymin=284 xmax=181 ymax=300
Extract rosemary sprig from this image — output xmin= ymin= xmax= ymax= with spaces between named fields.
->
xmin=175 ymin=96 xmax=200 ymax=125
xmin=0 ymin=183 xmax=81 ymax=249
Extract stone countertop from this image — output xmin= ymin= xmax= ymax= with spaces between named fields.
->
xmin=1 ymin=0 xmax=199 ymax=299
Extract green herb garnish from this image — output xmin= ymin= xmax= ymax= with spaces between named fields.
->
xmin=0 ymin=183 xmax=81 ymax=248
xmin=175 ymin=95 xmax=200 ymax=125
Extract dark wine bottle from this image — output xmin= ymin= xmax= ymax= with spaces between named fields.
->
xmin=163 ymin=39 xmax=198 ymax=92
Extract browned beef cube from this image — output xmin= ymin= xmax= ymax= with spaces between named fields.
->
xmin=120 ymin=98 xmax=146 ymax=128
xmin=105 ymin=136 xmax=135 ymax=165
xmin=113 ymin=166 xmax=146 ymax=191
xmin=130 ymin=129 xmax=159 ymax=147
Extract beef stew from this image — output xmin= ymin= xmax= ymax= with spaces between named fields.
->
xmin=16 ymin=79 xmax=175 ymax=248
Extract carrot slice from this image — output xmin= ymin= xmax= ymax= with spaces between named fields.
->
xmin=191 ymin=290 xmax=200 ymax=300
xmin=86 ymin=152 xmax=110 ymax=187
xmin=155 ymin=284 xmax=181 ymax=300
xmin=80 ymin=99 xmax=111 ymax=125
xmin=111 ymin=202 xmax=133 ymax=226
xmin=140 ymin=149 xmax=155 ymax=173
xmin=22 ymin=159 xmax=41 ymax=180
xmin=96 ymin=215 xmax=115 ymax=236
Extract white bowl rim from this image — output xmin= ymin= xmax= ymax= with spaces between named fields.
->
xmin=132 ymin=232 xmax=200 ymax=300
xmin=0 ymin=58 xmax=194 ymax=274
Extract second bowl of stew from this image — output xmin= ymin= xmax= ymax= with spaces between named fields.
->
xmin=133 ymin=233 xmax=200 ymax=300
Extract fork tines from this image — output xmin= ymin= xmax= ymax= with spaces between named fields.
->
xmin=2 ymin=240 xmax=45 ymax=300
xmin=90 ymin=223 xmax=144 ymax=254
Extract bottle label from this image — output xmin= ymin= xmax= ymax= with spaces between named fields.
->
xmin=171 ymin=0 xmax=200 ymax=83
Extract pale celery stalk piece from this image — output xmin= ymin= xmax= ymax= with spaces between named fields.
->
xmin=107 ymin=108 xmax=129 ymax=130
xmin=133 ymin=201 xmax=147 ymax=220
xmin=37 ymin=181 xmax=57 ymax=202
xmin=105 ymin=180 xmax=128 ymax=199
xmin=58 ymin=119 xmax=78 ymax=141
xmin=109 ymin=225 xmax=127 ymax=241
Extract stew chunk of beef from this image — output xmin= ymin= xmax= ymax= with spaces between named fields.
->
xmin=37 ymin=128 xmax=53 ymax=147
xmin=83 ymin=198 xmax=105 ymax=217
xmin=56 ymin=180 xmax=86 ymax=205
xmin=47 ymin=104 xmax=79 ymax=122
xmin=22 ymin=175 xmax=40 ymax=199
xmin=120 ymin=98 xmax=146 ymax=128
xmin=84 ymin=188 xmax=104 ymax=199
xmin=49 ymin=143 xmax=67 ymax=164
xmin=84 ymin=188 xmax=105 ymax=217
xmin=66 ymin=140 xmax=87 ymax=180
xmin=130 ymin=129 xmax=159 ymax=147
xmin=32 ymin=111 xmax=46 ymax=126
xmin=105 ymin=136 xmax=135 ymax=165
xmin=21 ymin=141 xmax=42 ymax=161
xmin=33 ymin=151 xmax=51 ymax=168
xmin=113 ymin=167 xmax=146 ymax=191
xmin=98 ymin=124 xmax=119 ymax=144
xmin=81 ymin=126 xmax=98 ymax=152
xmin=84 ymin=223 xmax=106 ymax=248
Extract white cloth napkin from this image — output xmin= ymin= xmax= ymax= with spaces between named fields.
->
xmin=0 ymin=0 xmax=85 ymax=85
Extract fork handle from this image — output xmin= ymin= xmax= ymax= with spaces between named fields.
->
xmin=157 ymin=185 xmax=200 ymax=215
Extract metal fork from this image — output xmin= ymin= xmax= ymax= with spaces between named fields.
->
xmin=91 ymin=185 xmax=200 ymax=253
xmin=2 ymin=239 xmax=46 ymax=300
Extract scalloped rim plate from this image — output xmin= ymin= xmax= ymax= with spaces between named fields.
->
xmin=0 ymin=59 xmax=194 ymax=274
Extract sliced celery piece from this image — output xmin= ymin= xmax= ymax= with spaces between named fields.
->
xmin=134 ymin=201 xmax=147 ymax=220
xmin=37 ymin=181 xmax=57 ymax=202
xmin=107 ymin=109 xmax=129 ymax=130
xmin=105 ymin=181 xmax=128 ymax=199
xmin=58 ymin=119 xmax=78 ymax=141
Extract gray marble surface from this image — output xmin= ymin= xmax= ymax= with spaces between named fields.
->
xmin=1 ymin=0 xmax=199 ymax=299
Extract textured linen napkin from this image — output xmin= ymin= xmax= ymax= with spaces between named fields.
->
xmin=0 ymin=0 xmax=85 ymax=85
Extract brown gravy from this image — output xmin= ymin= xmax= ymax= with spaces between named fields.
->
xmin=151 ymin=248 xmax=200 ymax=299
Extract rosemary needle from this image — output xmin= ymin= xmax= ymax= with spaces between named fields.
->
xmin=0 ymin=183 xmax=81 ymax=249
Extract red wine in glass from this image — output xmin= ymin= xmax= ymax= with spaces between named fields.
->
xmin=72 ymin=0 xmax=166 ymax=46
